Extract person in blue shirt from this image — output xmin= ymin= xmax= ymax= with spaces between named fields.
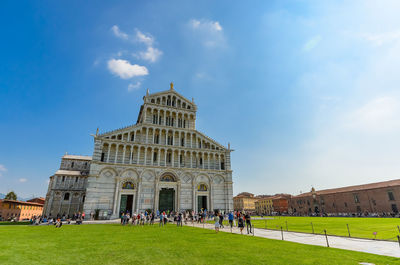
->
xmin=228 ymin=212 xmax=234 ymax=228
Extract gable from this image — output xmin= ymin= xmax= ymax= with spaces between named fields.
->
xmin=146 ymin=90 xmax=196 ymax=111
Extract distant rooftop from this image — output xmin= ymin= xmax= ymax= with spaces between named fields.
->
xmin=293 ymin=179 xmax=400 ymax=198
xmin=62 ymin=154 xmax=92 ymax=161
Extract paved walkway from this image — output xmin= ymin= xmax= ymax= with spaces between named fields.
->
xmin=186 ymin=222 xmax=400 ymax=258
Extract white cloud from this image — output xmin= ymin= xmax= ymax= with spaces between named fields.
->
xmin=0 ymin=164 xmax=6 ymax=176
xmin=111 ymin=25 xmax=129 ymax=40
xmin=139 ymin=47 xmax=162 ymax=63
xmin=18 ymin=178 xmax=27 ymax=183
xmin=190 ymin=19 xmax=223 ymax=32
xmin=188 ymin=19 xmax=225 ymax=47
xmin=346 ymin=97 xmax=400 ymax=132
xmin=135 ymin=29 xmax=154 ymax=46
xmin=107 ymin=59 xmax=148 ymax=79
xmin=128 ymin=82 xmax=141 ymax=91
xmin=303 ymin=35 xmax=322 ymax=52
xmin=362 ymin=31 xmax=400 ymax=46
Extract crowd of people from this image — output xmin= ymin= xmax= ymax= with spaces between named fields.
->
xmin=26 ymin=212 xmax=86 ymax=228
xmin=118 ymin=209 xmax=255 ymax=235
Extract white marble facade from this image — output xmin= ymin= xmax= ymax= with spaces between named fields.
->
xmin=47 ymin=84 xmax=233 ymax=219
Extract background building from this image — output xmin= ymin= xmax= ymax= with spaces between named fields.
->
xmin=290 ymin=179 xmax=400 ymax=216
xmin=255 ymin=196 xmax=274 ymax=215
xmin=0 ymin=198 xmax=44 ymax=221
xmin=233 ymin=192 xmax=260 ymax=213
xmin=272 ymin=194 xmax=291 ymax=214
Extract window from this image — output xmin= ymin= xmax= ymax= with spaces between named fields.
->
xmin=180 ymin=154 xmax=183 ymax=165
xmin=388 ymin=191 xmax=395 ymax=201
xmin=64 ymin=193 xmax=70 ymax=201
xmin=183 ymin=120 xmax=186 ymax=128
xmin=160 ymin=175 xmax=175 ymax=182
xmin=75 ymin=177 xmax=78 ymax=182
xmin=159 ymin=116 xmax=162 ymax=124
xmin=62 ymin=176 xmax=65 ymax=182
xmin=82 ymin=195 xmax=85 ymax=203
xmin=122 ymin=181 xmax=135 ymax=189
xmin=353 ymin=194 xmax=360 ymax=203
xmin=198 ymin=184 xmax=208 ymax=191
xmin=131 ymin=134 xmax=135 ymax=141
xmin=152 ymin=115 xmax=158 ymax=124
xmin=155 ymin=134 xmax=159 ymax=144
xmin=153 ymin=152 xmax=157 ymax=162
xmin=167 ymin=153 xmax=172 ymax=163
xmin=101 ymin=153 xmax=105 ymax=162
xmin=344 ymin=202 xmax=348 ymax=207
xmin=167 ymin=136 xmax=173 ymax=145
xmin=392 ymin=204 xmax=398 ymax=213
xmin=200 ymin=158 xmax=203 ymax=165
xmin=181 ymin=138 xmax=185 ymax=147
xmin=221 ymin=162 xmax=225 ymax=170
xmin=71 ymin=162 xmax=74 ymax=168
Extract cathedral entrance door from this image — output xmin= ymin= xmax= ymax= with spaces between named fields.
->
xmin=198 ymin=196 xmax=208 ymax=211
xmin=119 ymin=195 xmax=134 ymax=215
xmin=159 ymin=188 xmax=174 ymax=212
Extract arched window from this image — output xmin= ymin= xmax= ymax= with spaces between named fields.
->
xmin=198 ymin=184 xmax=208 ymax=191
xmin=160 ymin=175 xmax=175 ymax=182
xmin=64 ymin=193 xmax=70 ymax=201
xmin=122 ymin=181 xmax=135 ymax=190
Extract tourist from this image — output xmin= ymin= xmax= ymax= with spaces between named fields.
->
xmin=55 ymin=217 xmax=62 ymax=228
xmin=228 ymin=212 xmax=234 ymax=229
xmin=214 ymin=212 xmax=220 ymax=233
xmin=219 ymin=213 xmax=224 ymax=228
xmin=163 ymin=211 xmax=168 ymax=225
xmin=159 ymin=212 xmax=164 ymax=227
xmin=245 ymin=213 xmax=252 ymax=234
xmin=150 ymin=212 xmax=155 ymax=225
xmin=238 ymin=214 xmax=244 ymax=234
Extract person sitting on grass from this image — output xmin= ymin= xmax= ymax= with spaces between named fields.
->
xmin=55 ymin=218 xmax=62 ymax=228
xmin=238 ymin=214 xmax=244 ymax=234
xmin=214 ymin=211 xmax=220 ymax=233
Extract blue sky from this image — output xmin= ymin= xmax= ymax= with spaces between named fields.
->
xmin=1 ymin=1 xmax=400 ymax=198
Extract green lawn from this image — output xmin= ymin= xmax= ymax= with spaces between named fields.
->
xmin=0 ymin=224 xmax=399 ymax=264
xmin=214 ymin=216 xmax=400 ymax=241
xmin=0 ymin=221 xmax=30 ymax=225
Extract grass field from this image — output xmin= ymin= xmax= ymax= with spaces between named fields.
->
xmin=0 ymin=221 xmax=30 ymax=225
xmin=215 ymin=216 xmax=400 ymax=241
xmin=0 ymin=224 xmax=399 ymax=264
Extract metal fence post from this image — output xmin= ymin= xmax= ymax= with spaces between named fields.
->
xmin=311 ymin=222 xmax=314 ymax=234
xmin=281 ymin=226 xmax=284 ymax=240
xmin=346 ymin=224 xmax=351 ymax=237
xmin=397 ymin=235 xmax=400 ymax=248
xmin=324 ymin=229 xmax=329 ymax=247
xmin=397 ymin=225 xmax=400 ymax=234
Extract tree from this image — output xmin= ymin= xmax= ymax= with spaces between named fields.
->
xmin=5 ymin=191 xmax=17 ymax=200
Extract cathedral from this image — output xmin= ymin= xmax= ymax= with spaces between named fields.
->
xmin=43 ymin=83 xmax=234 ymax=219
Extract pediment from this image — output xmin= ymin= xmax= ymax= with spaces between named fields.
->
xmin=146 ymin=90 xmax=196 ymax=111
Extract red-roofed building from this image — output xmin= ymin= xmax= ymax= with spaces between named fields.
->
xmin=0 ymin=199 xmax=44 ymax=221
xmin=290 ymin=179 xmax=400 ymax=216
